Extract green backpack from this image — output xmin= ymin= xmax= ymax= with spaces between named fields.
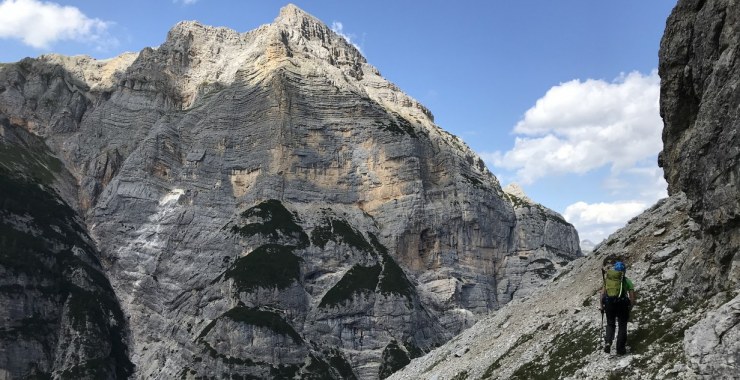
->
xmin=604 ymin=269 xmax=626 ymax=298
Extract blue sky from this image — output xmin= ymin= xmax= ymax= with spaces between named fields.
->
xmin=0 ymin=0 xmax=678 ymax=244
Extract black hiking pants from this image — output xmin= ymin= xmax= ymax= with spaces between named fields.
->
xmin=604 ymin=298 xmax=630 ymax=354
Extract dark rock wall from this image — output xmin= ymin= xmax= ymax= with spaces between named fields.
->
xmin=659 ymin=0 xmax=739 ymax=295
xmin=0 ymin=121 xmax=134 ymax=379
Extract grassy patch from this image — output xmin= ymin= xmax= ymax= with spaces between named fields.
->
xmin=378 ymin=340 xmax=411 ymax=379
xmin=0 ymin=140 xmax=62 ymax=186
xmin=326 ymin=349 xmax=357 ymax=380
xmin=481 ymin=330 xmax=537 ymax=378
xmin=403 ymin=341 xmax=424 ymax=359
xmin=379 ymin=253 xmax=414 ymax=302
xmin=376 ymin=114 xmax=417 ymax=138
xmin=0 ymin=161 xmax=134 ymax=379
xmin=302 ymin=355 xmax=334 ymax=379
xmin=197 ymin=307 xmax=302 ymax=348
xmin=368 ymin=233 xmax=388 ymax=255
xmin=223 ymin=307 xmax=302 ymax=344
xmin=58 ymin=358 xmax=110 ymax=380
xmin=230 ymin=200 xmax=309 ymax=248
xmin=310 ymin=218 xmax=374 ymax=253
xmin=462 ymin=173 xmax=486 ymax=190
xmin=224 ymin=244 xmax=302 ymax=292
xmin=319 ymin=264 xmax=381 ymax=308
xmin=510 ymin=326 xmax=598 ymax=380
xmin=451 ymin=371 xmax=469 ymax=380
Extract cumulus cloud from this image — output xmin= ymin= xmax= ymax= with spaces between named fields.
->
xmin=331 ymin=21 xmax=362 ymax=52
xmin=486 ymin=70 xmax=662 ymax=184
xmin=0 ymin=0 xmax=113 ymax=49
xmin=563 ymin=165 xmax=668 ymax=245
xmin=564 ymin=200 xmax=646 ymax=246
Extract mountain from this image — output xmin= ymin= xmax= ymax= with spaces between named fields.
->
xmin=0 ymin=4 xmax=581 ymax=379
xmin=390 ymin=0 xmax=740 ymax=378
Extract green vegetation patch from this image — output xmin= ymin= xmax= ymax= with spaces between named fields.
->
xmin=224 ymin=244 xmax=302 ymax=292
xmin=326 ymin=349 xmax=358 ymax=380
xmin=378 ymin=340 xmax=411 ymax=379
xmin=629 ymin=292 xmax=691 ymax=355
xmin=301 ymin=355 xmax=335 ymax=379
xmin=230 ymin=200 xmax=309 ymax=248
xmin=462 ymin=173 xmax=485 ymax=190
xmin=319 ymin=264 xmax=382 ymax=308
xmin=376 ymin=114 xmax=417 ymax=138
xmin=310 ymin=218 xmax=373 ymax=252
xmin=379 ymin=254 xmax=414 ymax=302
xmin=269 ymin=364 xmax=300 ymax=379
xmin=451 ymin=371 xmax=469 ymax=380
xmin=368 ymin=233 xmax=388 ymax=255
xmin=510 ymin=325 xmax=598 ymax=380
xmin=224 ymin=307 xmax=302 ymax=344
xmin=198 ymin=306 xmax=302 ymax=344
xmin=58 ymin=357 xmax=111 ymax=380
xmin=481 ymin=330 xmax=536 ymax=378
xmin=403 ymin=341 xmax=424 ymax=359
xmin=0 ymin=139 xmax=63 ymax=186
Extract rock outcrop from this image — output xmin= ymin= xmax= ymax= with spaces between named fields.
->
xmin=0 ymin=4 xmax=581 ymax=379
xmin=499 ymin=184 xmax=581 ymax=303
xmin=0 ymin=120 xmax=134 ymax=379
xmin=659 ymin=0 xmax=739 ymax=296
xmin=391 ymin=0 xmax=740 ymax=378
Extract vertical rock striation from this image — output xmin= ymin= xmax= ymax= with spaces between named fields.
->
xmin=0 ymin=120 xmax=134 ymax=379
xmin=659 ymin=1 xmax=740 ymax=377
xmin=659 ymin=0 xmax=739 ymax=295
xmin=0 ymin=4 xmax=581 ymax=379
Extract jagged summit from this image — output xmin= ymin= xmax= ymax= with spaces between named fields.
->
xmin=274 ymin=3 xmax=326 ymax=31
xmin=503 ymin=183 xmax=533 ymax=204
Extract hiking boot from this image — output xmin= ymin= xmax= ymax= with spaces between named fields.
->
xmin=616 ymin=349 xmax=626 ymax=355
xmin=604 ymin=345 xmax=611 ymax=354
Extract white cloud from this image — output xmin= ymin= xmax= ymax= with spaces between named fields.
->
xmin=173 ymin=0 xmax=198 ymax=5
xmin=485 ymin=70 xmax=662 ymax=184
xmin=0 ymin=0 xmax=113 ymax=49
xmin=564 ymin=200 xmax=646 ymax=246
xmin=564 ymin=200 xmax=647 ymax=226
xmin=331 ymin=21 xmax=362 ymax=52
xmin=562 ymin=165 xmax=668 ymax=244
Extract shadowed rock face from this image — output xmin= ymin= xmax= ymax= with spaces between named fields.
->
xmin=0 ymin=5 xmax=581 ymax=379
xmin=659 ymin=0 xmax=739 ymax=295
xmin=0 ymin=121 xmax=134 ymax=379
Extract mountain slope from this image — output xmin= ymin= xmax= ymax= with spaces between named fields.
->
xmin=0 ymin=120 xmax=134 ymax=379
xmin=390 ymin=0 xmax=740 ymax=378
xmin=0 ymin=5 xmax=581 ymax=379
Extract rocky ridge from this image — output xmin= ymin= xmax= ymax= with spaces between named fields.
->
xmin=0 ymin=4 xmax=581 ymax=379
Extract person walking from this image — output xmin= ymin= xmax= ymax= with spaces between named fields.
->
xmin=601 ymin=260 xmax=636 ymax=355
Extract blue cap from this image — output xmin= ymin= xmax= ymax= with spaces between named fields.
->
xmin=614 ymin=261 xmax=626 ymax=272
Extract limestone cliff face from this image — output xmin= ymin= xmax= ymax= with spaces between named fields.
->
xmin=0 ymin=5 xmax=581 ymax=379
xmin=659 ymin=0 xmax=739 ymax=295
xmin=0 ymin=120 xmax=134 ymax=379
xmin=498 ymin=184 xmax=581 ymax=303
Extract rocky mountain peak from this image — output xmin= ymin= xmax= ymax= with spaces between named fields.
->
xmin=0 ymin=5 xmax=585 ymax=380
xmin=503 ymin=183 xmax=533 ymax=204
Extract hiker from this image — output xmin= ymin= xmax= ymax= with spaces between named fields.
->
xmin=601 ymin=260 xmax=636 ymax=355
